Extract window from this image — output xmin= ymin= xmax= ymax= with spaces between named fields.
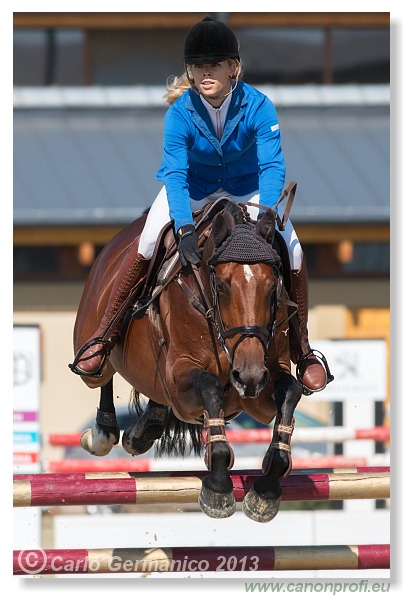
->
xmin=14 ymin=29 xmax=86 ymax=86
xmin=13 ymin=25 xmax=390 ymax=86
xmin=88 ymin=29 xmax=184 ymax=85
xmin=332 ymin=28 xmax=390 ymax=84
xmin=13 ymin=245 xmax=103 ymax=282
xmin=304 ymin=242 xmax=390 ymax=279
xmin=235 ymin=28 xmax=325 ymax=84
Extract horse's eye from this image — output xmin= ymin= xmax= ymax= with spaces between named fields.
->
xmin=216 ymin=280 xmax=229 ymax=295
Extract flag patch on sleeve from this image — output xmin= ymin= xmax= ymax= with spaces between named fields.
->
xmin=271 ymin=124 xmax=280 ymax=132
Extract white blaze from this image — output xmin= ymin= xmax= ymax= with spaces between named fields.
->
xmin=243 ymin=264 xmax=254 ymax=283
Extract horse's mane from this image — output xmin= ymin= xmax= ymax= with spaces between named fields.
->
xmin=221 ymin=200 xmax=247 ymax=225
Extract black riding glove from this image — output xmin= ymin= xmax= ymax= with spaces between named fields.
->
xmin=177 ymin=224 xmax=202 ymax=266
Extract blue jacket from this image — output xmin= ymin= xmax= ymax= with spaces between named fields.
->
xmin=156 ymin=81 xmax=286 ymax=231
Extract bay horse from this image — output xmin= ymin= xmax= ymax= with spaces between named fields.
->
xmin=72 ymin=200 xmax=303 ymax=522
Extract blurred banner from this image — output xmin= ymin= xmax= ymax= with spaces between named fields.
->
xmin=13 ymin=325 xmax=41 ymax=474
xmin=308 ymin=339 xmax=387 ymax=402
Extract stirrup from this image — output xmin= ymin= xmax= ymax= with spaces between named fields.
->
xmin=68 ymin=337 xmax=112 ymax=378
xmin=131 ymin=296 xmax=151 ymax=320
xmin=296 ymin=349 xmax=334 ymax=396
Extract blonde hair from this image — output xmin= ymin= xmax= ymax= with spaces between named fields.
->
xmin=164 ymin=73 xmax=192 ymax=105
xmin=163 ymin=59 xmax=242 ymax=106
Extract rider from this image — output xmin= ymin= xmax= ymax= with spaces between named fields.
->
xmin=70 ymin=15 xmax=329 ymax=394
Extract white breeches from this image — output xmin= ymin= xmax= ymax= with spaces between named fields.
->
xmin=138 ymin=186 xmax=303 ymax=270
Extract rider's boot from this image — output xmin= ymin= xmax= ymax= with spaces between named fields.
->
xmin=69 ymin=240 xmax=149 ymax=377
xmin=289 ymin=253 xmax=329 ymax=394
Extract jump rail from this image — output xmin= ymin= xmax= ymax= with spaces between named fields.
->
xmin=14 ymin=466 xmax=389 ymax=481
xmin=47 ymin=426 xmax=390 ymax=447
xmin=13 ymin=469 xmax=390 ymax=507
xmin=13 ymin=544 xmax=390 ymax=574
xmin=45 ymin=454 xmax=389 ymax=473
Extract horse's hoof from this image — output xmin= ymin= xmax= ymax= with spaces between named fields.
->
xmin=122 ymin=424 xmax=164 ymax=456
xmin=242 ymin=487 xmax=282 ymax=523
xmin=80 ymin=425 xmax=117 ymax=456
xmin=198 ymin=483 xmax=236 ymax=519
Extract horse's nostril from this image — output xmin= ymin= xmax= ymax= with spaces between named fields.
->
xmin=232 ymin=370 xmax=243 ymax=386
xmin=259 ymin=370 xmax=269 ymax=388
xmin=231 ymin=368 xmax=269 ymax=393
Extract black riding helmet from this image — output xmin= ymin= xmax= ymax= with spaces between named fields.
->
xmin=184 ymin=16 xmax=240 ymax=65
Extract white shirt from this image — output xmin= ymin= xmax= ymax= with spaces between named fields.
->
xmin=200 ymin=91 xmax=233 ymax=140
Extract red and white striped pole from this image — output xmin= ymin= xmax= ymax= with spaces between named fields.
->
xmin=13 ymin=469 xmax=390 ymax=507
xmin=13 ymin=544 xmax=390 ymax=575
xmin=46 ymin=426 xmax=390 ymax=447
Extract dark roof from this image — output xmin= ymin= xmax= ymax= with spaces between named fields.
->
xmin=13 ymin=104 xmax=389 ymax=227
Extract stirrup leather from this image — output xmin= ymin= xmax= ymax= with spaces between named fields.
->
xmin=296 ymin=349 xmax=334 ymax=396
xmin=68 ymin=337 xmax=112 ymax=378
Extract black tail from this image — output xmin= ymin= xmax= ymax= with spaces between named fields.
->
xmin=156 ymin=409 xmax=203 ymax=458
xmin=129 ymin=389 xmax=203 ymax=457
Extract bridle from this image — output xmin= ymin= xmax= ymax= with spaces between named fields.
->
xmin=176 ymin=261 xmax=298 ymax=369
xmin=174 ymin=210 xmax=299 ymax=369
xmin=208 ymin=263 xmax=297 ymax=367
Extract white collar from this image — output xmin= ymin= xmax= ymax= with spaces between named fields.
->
xmin=200 ymin=90 xmax=233 ymax=113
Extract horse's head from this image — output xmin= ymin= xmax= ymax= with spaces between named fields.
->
xmin=202 ymin=202 xmax=282 ymax=399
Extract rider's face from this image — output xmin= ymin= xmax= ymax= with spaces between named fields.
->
xmin=190 ymin=61 xmax=235 ymax=106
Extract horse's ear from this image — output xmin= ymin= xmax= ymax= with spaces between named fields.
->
xmin=256 ymin=209 xmax=276 ymax=245
xmin=212 ymin=212 xmax=232 ymax=248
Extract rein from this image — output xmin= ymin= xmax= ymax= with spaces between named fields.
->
xmin=241 ymin=180 xmax=297 ymax=232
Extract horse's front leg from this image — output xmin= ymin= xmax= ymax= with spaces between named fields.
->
xmin=190 ymin=370 xmax=235 ymax=519
xmin=243 ymin=372 xmax=302 ymax=522
xmin=80 ymin=377 xmax=120 ymax=456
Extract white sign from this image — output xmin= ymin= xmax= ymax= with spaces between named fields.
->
xmin=13 ymin=325 xmax=41 ymax=473
xmin=307 ymin=339 xmax=387 ymax=401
